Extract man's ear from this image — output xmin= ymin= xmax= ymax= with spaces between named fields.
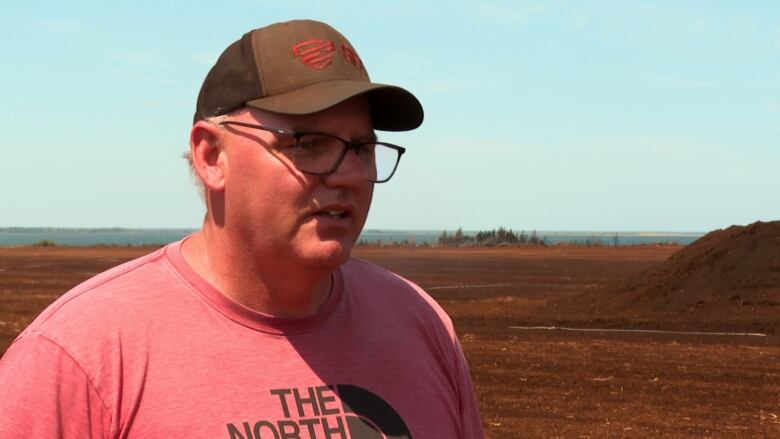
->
xmin=190 ymin=121 xmax=226 ymax=192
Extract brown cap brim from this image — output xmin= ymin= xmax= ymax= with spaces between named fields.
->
xmin=245 ymin=80 xmax=423 ymax=132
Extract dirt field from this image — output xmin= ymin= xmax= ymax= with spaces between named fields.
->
xmin=1 ymin=245 xmax=778 ymax=438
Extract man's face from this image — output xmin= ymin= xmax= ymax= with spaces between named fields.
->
xmin=216 ymin=96 xmax=375 ymax=270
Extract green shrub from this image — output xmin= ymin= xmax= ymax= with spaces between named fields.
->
xmin=32 ymin=239 xmax=57 ymax=247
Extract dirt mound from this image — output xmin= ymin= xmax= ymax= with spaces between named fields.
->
xmin=586 ymin=221 xmax=780 ymax=332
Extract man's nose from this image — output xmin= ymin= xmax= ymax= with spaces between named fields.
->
xmin=324 ymin=148 xmax=368 ymax=186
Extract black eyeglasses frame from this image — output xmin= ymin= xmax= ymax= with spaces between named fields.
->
xmin=218 ymin=120 xmax=406 ymax=183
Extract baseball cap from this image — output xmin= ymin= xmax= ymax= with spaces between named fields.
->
xmin=195 ymin=19 xmax=423 ymax=131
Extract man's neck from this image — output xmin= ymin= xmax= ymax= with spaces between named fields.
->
xmin=180 ymin=228 xmax=334 ymax=319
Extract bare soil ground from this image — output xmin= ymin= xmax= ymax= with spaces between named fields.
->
xmin=1 ymin=245 xmax=778 ymax=438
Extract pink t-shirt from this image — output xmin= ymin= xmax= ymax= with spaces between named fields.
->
xmin=0 ymin=241 xmax=484 ymax=438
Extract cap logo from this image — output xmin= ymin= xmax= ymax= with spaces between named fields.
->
xmin=340 ymin=43 xmax=365 ymax=73
xmin=292 ymin=39 xmax=336 ymax=70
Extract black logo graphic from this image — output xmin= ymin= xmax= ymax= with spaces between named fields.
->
xmin=226 ymin=384 xmax=412 ymax=438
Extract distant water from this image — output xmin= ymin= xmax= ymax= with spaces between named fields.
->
xmin=359 ymin=230 xmax=703 ymax=246
xmin=0 ymin=228 xmax=704 ymax=247
xmin=0 ymin=228 xmax=195 ymax=247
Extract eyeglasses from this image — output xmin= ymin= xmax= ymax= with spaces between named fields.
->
xmin=218 ymin=121 xmax=406 ymax=183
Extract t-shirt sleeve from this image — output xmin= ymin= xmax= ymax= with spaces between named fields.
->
xmin=453 ymin=337 xmax=486 ymax=439
xmin=0 ymin=333 xmax=111 ymax=438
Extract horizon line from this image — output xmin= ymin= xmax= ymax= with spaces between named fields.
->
xmin=0 ymin=226 xmax=709 ymax=235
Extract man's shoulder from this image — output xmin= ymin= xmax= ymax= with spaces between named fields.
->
xmin=342 ymin=257 xmax=454 ymax=327
xmin=342 ymin=257 xmax=422 ymax=294
xmin=18 ymin=246 xmax=176 ymax=341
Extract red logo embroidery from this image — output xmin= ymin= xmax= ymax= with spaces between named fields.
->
xmin=292 ymin=39 xmax=336 ymax=70
xmin=341 ymin=43 xmax=365 ymax=72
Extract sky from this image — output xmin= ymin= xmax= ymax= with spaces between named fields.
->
xmin=1 ymin=1 xmax=778 ymax=232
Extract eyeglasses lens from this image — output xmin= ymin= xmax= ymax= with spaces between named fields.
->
xmin=294 ymin=135 xmax=398 ymax=182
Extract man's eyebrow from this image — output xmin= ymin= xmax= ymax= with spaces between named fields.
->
xmin=292 ymin=126 xmax=377 ymax=142
xmin=355 ymin=132 xmax=378 ymax=143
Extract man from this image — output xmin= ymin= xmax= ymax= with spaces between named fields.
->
xmin=0 ymin=19 xmax=484 ymax=438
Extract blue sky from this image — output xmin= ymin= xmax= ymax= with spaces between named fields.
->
xmin=2 ymin=1 xmax=778 ymax=232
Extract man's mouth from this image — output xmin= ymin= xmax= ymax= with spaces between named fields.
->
xmin=321 ymin=210 xmax=347 ymax=219
xmin=312 ymin=205 xmax=353 ymax=221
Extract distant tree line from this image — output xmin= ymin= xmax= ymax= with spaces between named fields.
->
xmin=438 ymin=227 xmax=546 ymax=247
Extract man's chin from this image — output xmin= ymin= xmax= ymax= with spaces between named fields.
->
xmin=299 ymin=239 xmax=354 ymax=268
